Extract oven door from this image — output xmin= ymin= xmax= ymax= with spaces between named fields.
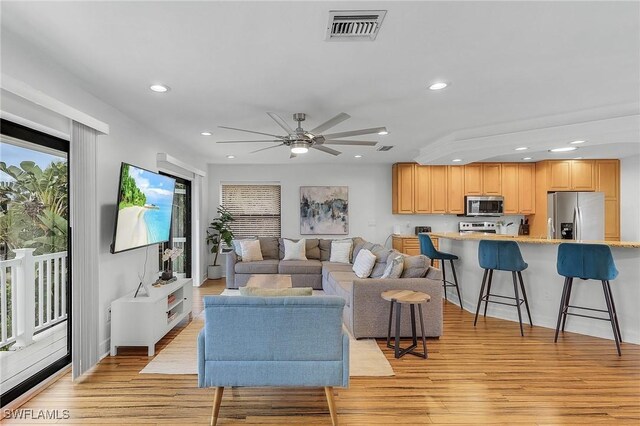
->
xmin=465 ymin=196 xmax=504 ymax=216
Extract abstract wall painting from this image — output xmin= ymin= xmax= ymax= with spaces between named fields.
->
xmin=300 ymin=186 xmax=348 ymax=235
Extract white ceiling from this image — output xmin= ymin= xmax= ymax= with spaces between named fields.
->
xmin=1 ymin=1 xmax=639 ymax=165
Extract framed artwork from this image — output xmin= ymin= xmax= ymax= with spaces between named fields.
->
xmin=300 ymin=186 xmax=348 ymax=235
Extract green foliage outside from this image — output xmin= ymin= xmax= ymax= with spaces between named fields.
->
xmin=118 ymin=164 xmax=146 ymax=209
xmin=0 ymin=159 xmax=68 ymax=350
xmin=206 ymin=206 xmax=235 ymax=266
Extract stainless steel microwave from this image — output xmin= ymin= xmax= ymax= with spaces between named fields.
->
xmin=464 ymin=196 xmax=504 ymax=217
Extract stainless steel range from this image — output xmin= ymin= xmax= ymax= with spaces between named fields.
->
xmin=458 ymin=221 xmax=497 ymax=234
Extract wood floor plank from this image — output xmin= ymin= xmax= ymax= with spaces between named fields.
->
xmin=9 ymin=278 xmax=640 ymax=424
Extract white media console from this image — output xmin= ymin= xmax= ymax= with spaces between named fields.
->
xmin=110 ymin=278 xmax=193 ymax=356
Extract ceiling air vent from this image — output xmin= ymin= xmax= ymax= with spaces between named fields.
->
xmin=377 ymin=145 xmax=394 ymax=152
xmin=326 ymin=10 xmax=387 ymax=41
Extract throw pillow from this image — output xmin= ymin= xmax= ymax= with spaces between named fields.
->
xmin=283 ymin=238 xmax=307 ymax=260
xmin=401 ymin=254 xmax=430 ymax=278
xmin=239 ymin=239 xmax=263 ymax=262
xmin=232 ymin=237 xmax=257 ymax=260
xmin=352 ymin=248 xmax=377 ymax=278
xmin=239 ymin=287 xmax=313 ymax=297
xmin=258 ymin=237 xmax=279 ymax=260
xmin=330 ymin=239 xmax=353 ymax=263
xmin=382 ymin=253 xmax=404 ymax=279
xmin=369 ymin=246 xmax=393 ymax=278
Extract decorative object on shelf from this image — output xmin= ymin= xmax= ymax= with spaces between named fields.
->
xmin=300 ymin=186 xmax=348 ymax=235
xmin=153 ymin=276 xmax=178 ymax=287
xmin=206 ymin=206 xmax=235 ymax=279
xmin=161 ymin=247 xmax=183 ymax=280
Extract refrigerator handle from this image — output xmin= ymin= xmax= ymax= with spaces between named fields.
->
xmin=573 ymin=206 xmax=579 ymax=240
xmin=578 ymin=207 xmax=584 ymax=241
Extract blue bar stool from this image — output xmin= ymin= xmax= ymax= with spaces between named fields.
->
xmin=474 ymin=240 xmax=532 ymax=336
xmin=419 ymin=233 xmax=462 ymax=309
xmin=555 ymin=243 xmax=622 ymax=356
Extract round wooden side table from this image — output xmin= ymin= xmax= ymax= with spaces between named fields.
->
xmin=381 ymin=290 xmax=430 ymax=359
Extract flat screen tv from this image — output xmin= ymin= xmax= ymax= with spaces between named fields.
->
xmin=111 ymin=162 xmax=176 ymax=253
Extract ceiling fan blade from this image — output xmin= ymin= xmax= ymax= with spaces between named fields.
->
xmin=216 ymin=140 xmax=281 ymax=144
xmin=322 ymin=127 xmax=387 ymax=139
xmin=218 ymin=125 xmax=285 ymax=139
xmin=312 ymin=145 xmax=341 ymax=156
xmin=250 ymin=143 xmax=284 ymax=154
xmin=323 ymin=140 xmax=378 ymax=146
xmin=267 ymin=112 xmax=295 ymax=135
xmin=309 ymin=112 xmax=351 ymax=134
xmin=290 ymin=152 xmax=297 ymax=159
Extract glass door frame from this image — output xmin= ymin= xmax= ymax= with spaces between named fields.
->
xmin=160 ymin=173 xmax=192 ymax=279
xmin=0 ymin=119 xmax=72 ymax=407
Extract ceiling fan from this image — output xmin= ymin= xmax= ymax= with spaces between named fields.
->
xmin=216 ymin=112 xmax=387 ymax=158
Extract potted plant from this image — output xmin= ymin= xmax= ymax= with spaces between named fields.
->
xmin=206 ymin=206 xmax=235 ymax=279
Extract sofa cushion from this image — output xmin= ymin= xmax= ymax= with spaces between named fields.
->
xmin=235 ymin=259 xmax=279 ymax=274
xmin=382 ymin=253 xmax=404 ymax=279
xmin=232 ymin=237 xmax=257 ymax=260
xmin=259 ymin=237 xmax=279 ymax=260
xmin=369 ymin=246 xmax=394 ymax=278
xmin=239 ymin=287 xmax=313 ymax=297
xmin=283 ymin=238 xmax=307 ymax=260
xmin=322 ymin=261 xmax=353 ymax=280
xmin=278 ymin=260 xmax=322 ymax=275
xmin=401 ymin=255 xmax=430 ymax=278
xmin=330 ymin=239 xmax=353 ymax=263
xmin=278 ymin=238 xmax=321 ymax=260
xmin=239 ymin=240 xmax=263 ymax=262
xmin=351 ymin=237 xmax=366 ymax=262
xmin=352 ymin=249 xmax=377 ymax=278
xmin=319 ymin=239 xmax=332 ymax=261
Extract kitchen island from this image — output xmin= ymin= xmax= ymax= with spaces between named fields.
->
xmin=429 ymin=232 xmax=640 ymax=345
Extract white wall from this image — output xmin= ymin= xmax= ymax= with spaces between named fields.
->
xmin=620 ymin=154 xmax=640 ymax=241
xmin=1 ymin=30 xmax=209 ymax=356
xmin=206 ymin=163 xmax=523 ymax=263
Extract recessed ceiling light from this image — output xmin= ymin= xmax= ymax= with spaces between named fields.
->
xmin=549 ymin=147 xmax=578 ymax=153
xmin=570 ymin=140 xmax=586 ymax=145
xmin=429 ymin=82 xmax=448 ymax=90
xmin=354 ymin=154 xmax=363 ymax=158
xmin=523 ymin=157 xmax=533 ymax=160
xmin=201 ymin=131 xmax=212 ymax=136
xmin=378 ymin=130 xmax=389 ymax=135
xmin=515 ymin=147 xmax=528 ymax=151
xmin=573 ymin=157 xmax=583 ymax=160
xmin=452 ymin=158 xmax=462 ymax=162
xmin=226 ymin=155 xmax=235 ymax=159
xmin=149 ymin=84 xmax=170 ymax=93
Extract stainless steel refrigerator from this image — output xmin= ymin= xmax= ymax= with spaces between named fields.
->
xmin=547 ymin=192 xmax=605 ymax=240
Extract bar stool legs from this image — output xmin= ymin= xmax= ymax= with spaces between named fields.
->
xmin=474 ymin=268 xmax=532 ymax=336
xmin=433 ymin=258 xmax=463 ymax=310
xmin=450 ymin=259 xmax=463 ymax=309
xmin=554 ymin=278 xmax=622 ymax=356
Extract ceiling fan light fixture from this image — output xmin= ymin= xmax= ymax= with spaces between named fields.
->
xmin=291 ymin=141 xmax=309 ymax=154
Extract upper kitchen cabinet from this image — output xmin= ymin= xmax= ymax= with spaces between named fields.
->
xmin=392 ymin=163 xmax=415 ymax=214
xmin=482 ymin=163 xmax=502 ymax=195
xmin=447 ymin=166 xmax=465 ymax=214
xmin=501 ymin=163 xmax=519 ymax=214
xmin=430 ymin=166 xmax=448 ymax=214
xmin=464 ymin=164 xmax=483 ymax=195
xmin=546 ymin=160 xmax=595 ymax=191
xmin=413 ymin=165 xmax=432 ymax=214
xmin=517 ymin=163 xmax=536 ymax=214
xmin=595 ymin=160 xmax=620 ymax=240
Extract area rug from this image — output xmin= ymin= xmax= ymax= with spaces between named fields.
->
xmin=141 ymin=290 xmax=394 ymax=377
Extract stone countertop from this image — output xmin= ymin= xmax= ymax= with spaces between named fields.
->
xmin=428 ymin=232 xmax=640 ymax=249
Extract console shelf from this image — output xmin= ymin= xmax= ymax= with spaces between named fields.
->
xmin=110 ymin=278 xmax=193 ymax=356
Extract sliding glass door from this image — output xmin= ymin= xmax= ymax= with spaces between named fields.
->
xmin=0 ymin=119 xmax=71 ymax=406
xmin=160 ymin=174 xmax=191 ymax=279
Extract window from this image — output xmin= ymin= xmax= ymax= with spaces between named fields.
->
xmin=221 ymin=184 xmax=281 ymax=238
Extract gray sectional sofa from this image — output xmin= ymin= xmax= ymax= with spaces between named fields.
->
xmin=226 ymin=237 xmax=443 ymax=338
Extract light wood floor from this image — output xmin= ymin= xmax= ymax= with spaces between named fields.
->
xmin=8 ymin=279 xmax=640 ymax=425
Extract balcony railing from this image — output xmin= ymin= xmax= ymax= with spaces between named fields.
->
xmin=0 ymin=249 xmax=68 ymax=350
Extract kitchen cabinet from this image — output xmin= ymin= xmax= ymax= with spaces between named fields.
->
xmin=570 ymin=160 xmax=596 ymax=190
xmin=392 ymin=235 xmax=439 ymax=268
xmin=518 ymin=163 xmax=536 ymax=214
xmin=548 ymin=161 xmax=572 ymax=191
xmin=595 ymin=160 xmax=620 ymax=240
xmin=501 ymin=164 xmax=519 ymax=214
xmin=482 ymin=163 xmax=502 ymax=195
xmin=413 ymin=165 xmax=431 ymax=214
xmin=447 ymin=166 xmax=465 ymax=214
xmin=430 ymin=166 xmax=448 ymax=214
xmin=392 ymin=163 xmax=414 ymax=214
xmin=464 ymin=164 xmax=483 ymax=195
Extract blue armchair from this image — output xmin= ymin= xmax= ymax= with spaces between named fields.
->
xmin=198 ymin=295 xmax=349 ymax=425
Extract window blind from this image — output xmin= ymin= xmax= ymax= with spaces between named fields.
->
xmin=222 ymin=184 xmax=281 ymax=238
